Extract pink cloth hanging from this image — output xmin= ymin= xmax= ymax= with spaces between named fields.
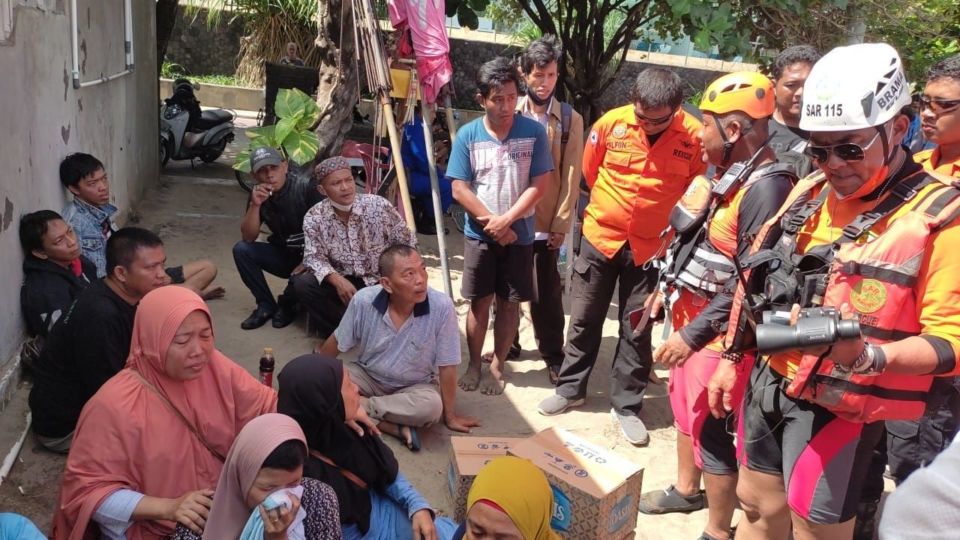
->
xmin=388 ymin=0 xmax=453 ymax=104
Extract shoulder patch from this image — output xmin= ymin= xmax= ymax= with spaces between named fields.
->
xmin=589 ymin=130 xmax=599 ymax=145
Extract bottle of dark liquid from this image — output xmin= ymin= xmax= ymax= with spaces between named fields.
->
xmin=259 ymin=347 xmax=275 ymax=388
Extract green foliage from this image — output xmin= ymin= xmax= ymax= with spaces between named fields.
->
xmin=446 ymin=0 xmax=490 ymax=30
xmin=160 ymin=61 xmax=245 ymax=87
xmin=234 ymin=88 xmax=320 ymax=172
xmin=160 ymin=60 xmax=186 ymax=79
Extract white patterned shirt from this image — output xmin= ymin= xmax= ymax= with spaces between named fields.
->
xmin=302 ymin=194 xmax=416 ymax=285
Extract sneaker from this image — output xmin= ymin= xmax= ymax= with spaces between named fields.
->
xmin=612 ymin=408 xmax=650 ymax=446
xmin=241 ymin=306 xmax=275 ymax=330
xmin=537 ymin=394 xmax=585 ymax=416
xmin=271 ymin=304 xmax=298 ymax=328
xmin=638 ymin=485 xmax=705 ymax=515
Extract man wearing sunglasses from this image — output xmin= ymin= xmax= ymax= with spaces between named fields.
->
xmin=639 ymin=71 xmax=796 ymax=540
xmin=537 ymin=68 xmax=706 ymax=447
xmin=708 ymin=43 xmax=960 ymax=540
xmin=881 ymin=54 xmax=960 ymax=490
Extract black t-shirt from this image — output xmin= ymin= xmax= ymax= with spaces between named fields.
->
xmin=28 ymin=279 xmax=137 ymax=438
xmin=768 ymin=117 xmax=814 ymax=179
xmin=256 ymin=172 xmax=324 ymax=247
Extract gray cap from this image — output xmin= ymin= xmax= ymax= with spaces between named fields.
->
xmin=250 ymin=147 xmax=283 ymax=173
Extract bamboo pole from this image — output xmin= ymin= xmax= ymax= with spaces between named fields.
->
xmin=420 ymin=101 xmax=453 ymax=297
xmin=442 ymin=93 xmax=459 ymax=144
xmin=380 ymin=95 xmax=417 ymax=230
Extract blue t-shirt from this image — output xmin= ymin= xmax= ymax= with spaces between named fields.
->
xmin=446 ymin=114 xmax=553 ymax=245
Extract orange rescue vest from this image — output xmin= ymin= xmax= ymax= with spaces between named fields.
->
xmin=726 ymin=170 xmax=960 ymax=422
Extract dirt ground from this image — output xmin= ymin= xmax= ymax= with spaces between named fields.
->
xmin=0 ymin=118 xmax=891 ymax=538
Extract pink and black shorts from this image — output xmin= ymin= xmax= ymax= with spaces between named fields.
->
xmin=739 ymin=360 xmax=885 ymax=524
xmin=668 ymin=348 xmax=753 ymax=475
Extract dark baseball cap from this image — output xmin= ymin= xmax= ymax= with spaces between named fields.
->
xmin=250 ymin=147 xmax=283 ymax=173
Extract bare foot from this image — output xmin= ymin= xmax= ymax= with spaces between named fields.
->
xmin=480 ymin=369 xmax=506 ymax=395
xmin=480 ymin=351 xmax=495 ymax=364
xmin=201 ymin=286 xmax=226 ymax=300
xmin=458 ymin=363 xmax=482 ymax=391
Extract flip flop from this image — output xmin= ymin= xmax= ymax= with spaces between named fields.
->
xmin=403 ymin=426 xmax=421 ymax=452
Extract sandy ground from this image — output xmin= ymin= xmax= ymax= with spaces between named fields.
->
xmin=0 ymin=117 xmax=891 ymax=538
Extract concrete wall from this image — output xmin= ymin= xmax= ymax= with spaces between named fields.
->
xmin=0 ymin=0 xmax=158 ymax=404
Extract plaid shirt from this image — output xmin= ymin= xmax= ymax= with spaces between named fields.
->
xmin=302 ymin=194 xmax=416 ymax=285
xmin=62 ymin=199 xmax=118 ymax=278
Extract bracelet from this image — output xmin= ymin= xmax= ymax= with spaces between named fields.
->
xmin=722 ymin=351 xmax=743 ymax=364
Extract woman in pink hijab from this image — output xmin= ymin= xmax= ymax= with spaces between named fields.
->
xmin=52 ymin=286 xmax=277 ymax=540
xmin=178 ymin=413 xmax=341 ymax=539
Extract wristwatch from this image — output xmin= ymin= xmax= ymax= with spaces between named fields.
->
xmin=845 ymin=343 xmax=886 ymax=375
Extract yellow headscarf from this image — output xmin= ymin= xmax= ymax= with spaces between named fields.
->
xmin=466 ymin=456 xmax=560 ymax=540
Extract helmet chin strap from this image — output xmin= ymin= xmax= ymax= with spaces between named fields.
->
xmin=713 ymin=115 xmax=736 ymax=167
xmin=714 ymin=115 xmax=754 ymax=168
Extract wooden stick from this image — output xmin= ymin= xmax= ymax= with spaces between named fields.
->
xmin=380 ymin=94 xmax=417 ymax=231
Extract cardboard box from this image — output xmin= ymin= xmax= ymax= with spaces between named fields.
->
xmin=447 ymin=436 xmax=525 ymax=523
xmin=509 ymin=428 xmax=643 ymax=539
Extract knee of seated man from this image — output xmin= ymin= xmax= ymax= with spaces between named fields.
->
xmin=291 ymin=271 xmax=316 ymax=294
xmin=418 ymin=389 xmax=444 ymax=426
xmin=233 ymin=240 xmax=253 ymax=258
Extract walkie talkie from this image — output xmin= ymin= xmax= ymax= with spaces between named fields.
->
xmin=711 ymin=134 xmax=776 ymax=199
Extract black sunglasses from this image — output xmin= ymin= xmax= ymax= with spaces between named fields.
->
xmin=919 ymin=95 xmax=960 ymax=115
xmin=804 ymin=130 xmax=882 ymax=163
xmin=634 ymin=108 xmax=676 ymax=125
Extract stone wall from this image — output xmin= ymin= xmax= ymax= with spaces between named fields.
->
xmin=166 ymin=9 xmax=244 ymax=76
xmin=0 ymin=0 xmax=158 ymax=405
xmin=167 ymin=17 xmax=725 ymax=117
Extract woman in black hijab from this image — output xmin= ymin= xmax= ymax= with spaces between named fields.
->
xmin=278 ymin=354 xmax=458 ymax=539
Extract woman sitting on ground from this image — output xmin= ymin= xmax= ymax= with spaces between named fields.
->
xmin=172 ymin=413 xmax=341 ymax=539
xmin=454 ymin=456 xmax=559 ymax=540
xmin=277 ymin=354 xmax=458 ymax=539
xmin=52 ymin=286 xmax=277 ymax=539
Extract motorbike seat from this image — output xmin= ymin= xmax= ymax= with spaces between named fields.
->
xmin=194 ymin=109 xmax=232 ymax=130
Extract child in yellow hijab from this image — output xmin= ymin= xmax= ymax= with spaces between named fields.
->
xmin=456 ymin=456 xmax=560 ymax=540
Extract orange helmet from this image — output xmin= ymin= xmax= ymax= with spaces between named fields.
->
xmin=699 ymin=71 xmax=775 ymax=119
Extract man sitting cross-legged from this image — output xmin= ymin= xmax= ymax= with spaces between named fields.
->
xmin=319 ymin=244 xmax=479 ymax=451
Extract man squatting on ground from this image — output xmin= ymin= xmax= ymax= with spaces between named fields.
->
xmin=320 ymin=244 xmax=480 ymax=451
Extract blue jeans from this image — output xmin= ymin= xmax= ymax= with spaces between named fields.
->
xmin=232 ymin=240 xmax=300 ymax=310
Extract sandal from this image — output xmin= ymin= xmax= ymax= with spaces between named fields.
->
xmin=394 ymin=425 xmax=420 ymax=452
xmin=638 ymin=485 xmax=705 ymax=515
xmin=547 ymin=365 xmax=560 ymax=385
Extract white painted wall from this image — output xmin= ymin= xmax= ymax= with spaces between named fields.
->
xmin=0 ymin=0 xmax=158 ymax=403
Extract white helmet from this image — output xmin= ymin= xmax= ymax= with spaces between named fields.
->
xmin=799 ymin=43 xmax=911 ymax=132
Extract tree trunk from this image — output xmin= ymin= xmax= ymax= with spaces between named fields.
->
xmin=314 ymin=0 xmax=359 ymax=160
xmin=156 ymin=0 xmax=180 ymax=76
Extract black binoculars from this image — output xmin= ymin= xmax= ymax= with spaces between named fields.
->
xmin=755 ymin=306 xmax=861 ymax=355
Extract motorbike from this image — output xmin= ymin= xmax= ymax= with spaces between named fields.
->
xmin=160 ymin=79 xmax=235 ymax=167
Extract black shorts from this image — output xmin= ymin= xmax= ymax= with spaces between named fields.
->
xmin=461 ymin=238 xmax=534 ymax=302
xmin=739 ymin=360 xmax=884 ymax=524
xmin=165 ymin=265 xmax=185 ymax=284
